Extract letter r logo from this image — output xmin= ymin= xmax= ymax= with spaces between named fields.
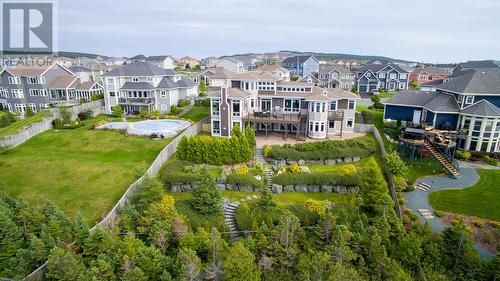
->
xmin=2 ymin=2 xmax=53 ymax=53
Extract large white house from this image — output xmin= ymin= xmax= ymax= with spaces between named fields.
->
xmin=216 ymin=57 xmax=245 ymax=73
xmin=102 ymin=62 xmax=197 ymax=115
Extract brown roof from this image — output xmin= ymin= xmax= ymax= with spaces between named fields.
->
xmin=76 ymin=81 xmax=98 ymax=90
xmin=255 ymin=64 xmax=288 ymax=72
xmin=6 ymin=67 xmax=47 ymax=76
xmin=208 ymin=87 xmax=252 ymax=99
xmin=49 ymin=76 xmax=78 ymax=88
xmin=232 ymin=71 xmax=277 ymax=80
xmin=319 ymin=64 xmax=352 ymax=74
xmin=277 ymin=81 xmax=313 ymax=86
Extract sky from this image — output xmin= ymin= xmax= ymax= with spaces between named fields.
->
xmin=56 ymin=0 xmax=500 ymax=63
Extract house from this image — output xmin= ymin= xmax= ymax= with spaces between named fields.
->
xmin=176 ymin=56 xmax=199 ymax=68
xmin=216 ymin=57 xmax=245 ymax=73
xmin=299 ymin=73 xmax=319 ymax=86
xmin=281 ymin=55 xmax=320 ymax=77
xmin=103 ymin=57 xmax=126 ymax=66
xmin=317 ymin=64 xmax=355 ymax=90
xmin=146 ymin=56 xmax=176 ymax=69
xmin=0 ymin=63 xmax=103 ymax=114
xmin=435 ymin=63 xmax=456 ymax=74
xmin=354 ymin=62 xmax=410 ymax=93
xmin=409 ymin=66 xmax=450 ymax=84
xmin=453 ymin=60 xmax=498 ymax=73
xmin=207 ymin=70 xmax=359 ymax=139
xmin=255 ymin=64 xmax=290 ymax=81
xmin=69 ymin=66 xmax=92 ymax=83
xmin=420 ymin=79 xmax=444 ymax=92
xmin=200 ymin=57 xmax=218 ymax=69
xmin=102 ymin=62 xmax=197 ymax=115
xmin=383 ymin=68 xmax=500 ymax=152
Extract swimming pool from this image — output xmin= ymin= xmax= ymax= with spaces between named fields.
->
xmin=97 ymin=119 xmax=191 ymax=137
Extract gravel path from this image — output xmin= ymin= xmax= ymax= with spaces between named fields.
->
xmin=404 ymin=168 xmax=495 ymax=259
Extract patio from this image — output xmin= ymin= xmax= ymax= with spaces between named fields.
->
xmin=255 ymin=132 xmax=366 ymax=147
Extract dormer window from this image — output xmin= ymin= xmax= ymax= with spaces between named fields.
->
xmin=132 ymin=77 xmax=139 ymax=82
xmin=465 ymin=96 xmax=474 ymax=105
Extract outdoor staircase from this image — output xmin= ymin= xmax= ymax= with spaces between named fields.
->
xmin=424 ymin=140 xmax=461 ymax=178
xmin=223 ymin=195 xmax=260 ymax=239
xmin=415 ymin=182 xmax=431 ymax=191
xmin=254 ymin=148 xmax=274 ymax=189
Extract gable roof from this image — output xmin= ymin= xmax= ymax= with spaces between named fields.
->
xmin=69 ymin=66 xmax=91 ymax=72
xmin=412 ymin=66 xmax=449 ymax=75
xmin=437 ymin=68 xmax=500 ymax=94
xmin=217 ymin=57 xmax=243 ymax=64
xmin=76 ymin=81 xmax=101 ymax=91
xmin=456 ymin=60 xmax=498 ymax=70
xmin=319 ymin=64 xmax=352 ymax=74
xmin=384 ymin=90 xmax=460 ymax=113
xmin=461 ymin=100 xmax=500 ymax=117
xmin=282 ymin=55 xmax=316 ymax=65
xmin=103 ymin=62 xmax=177 ymax=77
xmin=157 ymin=76 xmax=197 ymax=89
xmin=255 ymin=64 xmax=288 ymax=73
xmin=120 ymin=82 xmax=154 ymax=90
xmin=146 ymin=55 xmax=174 ymax=62
xmin=49 ymin=76 xmax=79 ymax=89
xmin=355 ymin=62 xmax=408 ymax=74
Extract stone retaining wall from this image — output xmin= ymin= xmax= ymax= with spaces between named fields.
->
xmin=169 ymin=182 xmax=359 ymax=194
xmin=269 ymin=156 xmax=361 ymax=166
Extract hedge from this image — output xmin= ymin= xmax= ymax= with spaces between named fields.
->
xmin=266 ymin=136 xmax=376 ymax=160
xmin=273 ymin=172 xmax=361 ymax=186
xmin=160 ymin=172 xmax=202 ymax=184
xmin=177 ymin=127 xmax=255 ymax=164
xmin=226 ymin=174 xmax=265 ymax=188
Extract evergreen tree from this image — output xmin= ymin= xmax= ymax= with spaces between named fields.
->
xmin=191 ymin=177 xmax=223 ymax=215
xmin=178 ymin=248 xmax=201 ymax=281
xmin=46 ymin=247 xmax=85 ymax=280
xmin=224 ymin=242 xmax=260 ymax=281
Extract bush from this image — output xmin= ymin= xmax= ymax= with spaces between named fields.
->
xmin=0 ymin=111 xmax=17 ymax=127
xmin=235 ymin=165 xmax=249 ymax=175
xmin=383 ymin=151 xmax=408 ymax=177
xmin=455 ymin=150 xmax=471 ymax=161
xmin=77 ymin=108 xmax=93 ymax=120
xmin=266 ymin=136 xmax=376 ymax=161
xmin=338 ymin=164 xmax=357 ymax=175
xmin=195 ymin=98 xmax=210 ymax=107
xmin=289 ymin=164 xmax=302 ymax=174
xmin=234 ymin=203 xmax=283 ymax=230
xmin=54 ymin=118 xmax=63 ymax=129
xmin=483 ymin=155 xmax=498 ymax=166
xmin=392 ymin=175 xmax=408 ymax=192
xmin=177 ymin=127 xmax=254 ymax=164
xmin=473 ymin=219 xmax=485 ymax=228
xmin=226 ymin=174 xmax=264 ymax=188
xmin=25 ymin=104 xmax=35 ymax=117
xmin=169 ymin=105 xmax=181 ymax=115
xmin=304 ymin=199 xmax=326 ymax=215
xmin=362 ymin=111 xmax=374 ymax=124
xmin=111 ymin=105 xmax=122 ymax=117
xmin=178 ymin=99 xmax=190 ymax=107
xmin=59 ymin=106 xmax=72 ymax=122
xmin=434 ymin=210 xmax=444 ymax=218
xmin=191 ymin=177 xmax=223 ymax=215
xmin=383 ymin=122 xmax=404 ymax=140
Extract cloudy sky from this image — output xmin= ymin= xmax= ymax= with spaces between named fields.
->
xmin=57 ymin=0 xmax=500 ymax=63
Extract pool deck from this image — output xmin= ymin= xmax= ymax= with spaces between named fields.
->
xmin=96 ymin=120 xmax=191 ymax=137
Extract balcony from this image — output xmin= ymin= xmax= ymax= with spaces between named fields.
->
xmin=118 ymin=97 xmax=155 ymax=105
xmin=242 ymin=109 xmax=304 ymax=124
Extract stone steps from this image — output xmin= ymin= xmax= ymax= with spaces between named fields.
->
xmin=223 ymin=196 xmax=259 ymax=239
xmin=415 ymin=182 xmax=431 ymax=191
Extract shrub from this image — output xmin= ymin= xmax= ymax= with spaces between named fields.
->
xmin=383 ymin=151 xmax=408 ymax=177
xmin=338 ymin=164 xmax=357 ymax=175
xmin=234 ymin=203 xmax=283 ymax=230
xmin=434 ymin=210 xmax=444 ymax=218
xmin=169 ymin=105 xmax=181 ymax=115
xmin=77 ymin=108 xmax=93 ymax=120
xmin=304 ymin=199 xmax=326 ymax=215
xmin=462 ymin=151 xmax=471 ymax=161
xmin=0 ymin=112 xmax=16 ymax=127
xmin=392 ymin=175 xmax=408 ymax=192
xmin=226 ymin=174 xmax=264 ymax=188
xmin=473 ymin=219 xmax=485 ymax=228
xmin=235 ymin=165 xmax=249 ymax=175
xmin=491 ymin=221 xmax=500 ymax=229
xmin=59 ymin=106 xmax=72 ymax=122
xmin=195 ymin=98 xmax=210 ymax=107
xmin=266 ymin=136 xmax=376 ymax=161
xmin=455 ymin=150 xmax=472 ymax=161
xmin=111 ymin=105 xmax=122 ymax=117
xmin=25 ymin=104 xmax=35 ymax=117
xmin=288 ymin=164 xmax=302 ymax=174
xmin=191 ymin=177 xmax=223 ymax=215
xmin=53 ymin=118 xmax=63 ymax=129
xmin=178 ymin=99 xmax=190 ymax=107
xmin=483 ymin=155 xmax=498 ymax=166
xmin=362 ymin=111 xmax=374 ymax=124
xmin=177 ymin=127 xmax=254 ymax=164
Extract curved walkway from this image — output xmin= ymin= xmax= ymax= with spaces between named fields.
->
xmin=404 ymin=167 xmax=495 ymax=259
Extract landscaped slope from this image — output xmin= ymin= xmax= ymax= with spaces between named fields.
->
xmin=429 ymin=169 xmax=500 ymax=221
xmin=0 ymin=116 xmax=172 ymax=223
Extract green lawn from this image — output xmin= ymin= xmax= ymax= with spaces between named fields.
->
xmin=379 ymin=91 xmax=395 ymax=98
xmin=306 ymin=156 xmax=373 ymax=174
xmin=180 ymin=105 xmax=210 ymax=123
xmin=429 ymin=169 xmax=500 ymax=221
xmin=0 ymin=112 xmax=52 ymax=140
xmin=406 ymin=157 xmax=444 ymax=184
xmin=274 ymin=192 xmax=352 ymax=205
xmin=0 ymin=116 xmax=172 ymax=223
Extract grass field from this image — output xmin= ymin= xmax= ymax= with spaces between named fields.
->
xmin=429 ymin=169 xmax=500 ymax=221
xmin=180 ymin=105 xmax=210 ymax=123
xmin=0 ymin=115 xmax=172 ymax=223
xmin=0 ymin=112 xmax=52 ymax=140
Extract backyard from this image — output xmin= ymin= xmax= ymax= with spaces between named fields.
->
xmin=179 ymin=104 xmax=210 ymax=122
xmin=429 ymin=169 xmax=500 ymax=221
xmin=0 ymin=115 xmax=172 ymax=223
xmin=0 ymin=111 xmax=52 ymax=140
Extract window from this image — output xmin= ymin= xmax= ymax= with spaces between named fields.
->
xmin=346 ymin=117 xmax=354 ymax=128
xmin=8 ymin=76 xmax=20 ymax=84
xmin=11 ymin=89 xmax=24 ymax=98
xmin=40 ymin=77 xmax=46 ymax=84
xmin=330 ymin=100 xmax=337 ymax=111
xmin=379 ymin=73 xmax=386 ymax=79
xmin=284 ymin=99 xmax=300 ymax=112
xmin=29 ymin=89 xmax=39 ymax=96
xmin=465 ymin=96 xmax=474 ymax=105
xmin=329 ymin=121 xmax=336 ymax=129
xmin=366 ymin=72 xmax=371 ymax=77
xmin=399 ymin=73 xmax=407 ymax=79
xmin=211 ymin=99 xmax=220 ymax=115
xmin=160 ymin=91 xmax=167 ymax=98
xmin=29 ymin=103 xmax=37 ymax=112
xmin=309 ymin=121 xmax=326 ymax=132
xmin=473 ymin=120 xmax=482 ymax=131
xmin=109 ymin=91 xmax=116 ymax=97
xmin=232 ymin=100 xmax=240 ymax=117
xmin=161 ymin=104 xmax=168 ymax=110
xmin=14 ymin=103 xmax=26 ymax=113
xmin=212 ymin=120 xmax=220 ymax=134
xmin=348 ymin=100 xmax=355 ymax=110
xmin=132 ymin=77 xmax=139 ymax=82
xmin=250 ymin=99 xmax=255 ymax=108
xmin=27 ymin=77 xmax=38 ymax=84
xmin=315 ymin=102 xmax=321 ymax=112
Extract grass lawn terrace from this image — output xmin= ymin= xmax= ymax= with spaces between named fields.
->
xmin=429 ymin=169 xmax=500 ymax=221
xmin=0 ymin=112 xmax=52 ymax=140
xmin=0 ymin=116 xmax=172 ymax=223
xmin=180 ymin=105 xmax=210 ymax=123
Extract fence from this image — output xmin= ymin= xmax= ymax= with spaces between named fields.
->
xmin=354 ymin=123 xmax=375 ymax=133
xmin=0 ymin=118 xmax=54 ymax=150
xmin=23 ymin=118 xmax=208 ymax=281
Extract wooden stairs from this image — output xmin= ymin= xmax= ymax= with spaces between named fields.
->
xmin=424 ymin=139 xmax=461 ymax=178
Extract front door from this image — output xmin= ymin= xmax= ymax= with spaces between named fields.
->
xmin=261 ymin=99 xmax=271 ymax=112
xmin=388 ymin=81 xmax=396 ymax=91
xmin=413 ymin=110 xmax=422 ymax=124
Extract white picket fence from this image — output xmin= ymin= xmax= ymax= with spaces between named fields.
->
xmin=0 ymin=118 xmax=54 ymax=149
xmin=23 ymin=118 xmax=208 ymax=281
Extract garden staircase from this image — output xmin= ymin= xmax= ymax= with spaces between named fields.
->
xmin=254 ymin=148 xmax=274 ymax=189
xmin=223 ymin=195 xmax=260 ymax=239
xmin=424 ymin=139 xmax=461 ymax=178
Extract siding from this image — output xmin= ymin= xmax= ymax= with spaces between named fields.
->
xmin=384 ymin=105 xmax=418 ymax=122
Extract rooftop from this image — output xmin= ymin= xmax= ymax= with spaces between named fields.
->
xmin=103 ymin=62 xmax=177 ymax=77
